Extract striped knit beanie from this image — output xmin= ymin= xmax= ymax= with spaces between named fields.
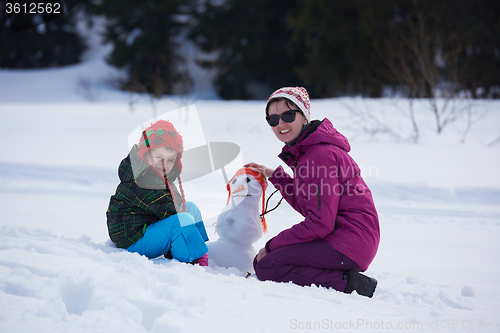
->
xmin=137 ymin=120 xmax=184 ymax=172
xmin=226 ymin=167 xmax=268 ymax=233
xmin=266 ymin=86 xmax=311 ymax=122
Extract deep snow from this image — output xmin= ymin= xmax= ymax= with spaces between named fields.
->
xmin=1 ymin=39 xmax=500 ymax=333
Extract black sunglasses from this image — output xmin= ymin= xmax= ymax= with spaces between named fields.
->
xmin=266 ymin=110 xmax=301 ymax=127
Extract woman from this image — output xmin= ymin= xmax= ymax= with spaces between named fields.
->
xmin=246 ymin=87 xmax=380 ymax=297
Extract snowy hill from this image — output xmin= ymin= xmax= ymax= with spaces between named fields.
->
xmin=1 ymin=44 xmax=500 ymax=332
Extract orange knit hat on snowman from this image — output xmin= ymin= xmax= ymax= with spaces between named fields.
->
xmin=226 ymin=167 xmax=268 ymax=233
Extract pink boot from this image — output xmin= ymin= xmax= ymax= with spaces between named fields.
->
xmin=194 ymin=253 xmax=208 ymax=266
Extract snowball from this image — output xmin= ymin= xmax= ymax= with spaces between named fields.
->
xmin=461 ymin=285 xmax=475 ymax=297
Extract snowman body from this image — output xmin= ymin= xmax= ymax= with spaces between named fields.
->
xmin=208 ymin=173 xmax=264 ymax=273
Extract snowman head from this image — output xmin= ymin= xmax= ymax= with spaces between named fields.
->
xmin=225 ymin=168 xmax=268 ymax=232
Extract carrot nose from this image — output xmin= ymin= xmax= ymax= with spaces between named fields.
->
xmin=232 ymin=185 xmax=245 ymax=194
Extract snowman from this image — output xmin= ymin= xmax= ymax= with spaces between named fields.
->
xmin=208 ymin=167 xmax=268 ymax=273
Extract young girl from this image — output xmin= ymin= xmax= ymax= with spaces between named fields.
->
xmin=107 ymin=120 xmax=209 ymax=265
xmin=246 ymin=87 xmax=380 ymax=297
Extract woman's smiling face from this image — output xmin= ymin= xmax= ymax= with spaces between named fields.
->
xmin=267 ymin=99 xmax=307 ymax=143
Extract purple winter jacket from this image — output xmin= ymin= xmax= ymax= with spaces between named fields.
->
xmin=267 ymin=118 xmax=380 ymax=271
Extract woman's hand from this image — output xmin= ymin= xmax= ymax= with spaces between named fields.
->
xmin=255 ymin=247 xmax=267 ymax=262
xmin=244 ymin=162 xmax=275 ymax=178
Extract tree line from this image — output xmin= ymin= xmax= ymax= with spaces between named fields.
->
xmin=1 ymin=0 xmax=499 ymax=100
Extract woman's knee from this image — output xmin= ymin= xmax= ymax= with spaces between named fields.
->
xmin=254 ymin=255 xmax=282 ymax=281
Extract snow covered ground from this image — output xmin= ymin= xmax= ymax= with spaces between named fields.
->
xmin=1 ymin=43 xmax=500 ymax=333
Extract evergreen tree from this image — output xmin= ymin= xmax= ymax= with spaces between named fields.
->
xmin=189 ymin=0 xmax=304 ymax=99
xmin=290 ymin=0 xmax=499 ymax=99
xmin=85 ymin=0 xmax=192 ymax=97
xmin=447 ymin=0 xmax=500 ymax=98
xmin=363 ymin=0 xmax=500 ymax=99
xmin=0 ymin=1 xmax=85 ymax=68
xmin=288 ymin=0 xmax=387 ymax=98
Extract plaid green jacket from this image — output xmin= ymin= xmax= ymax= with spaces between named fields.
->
xmin=107 ymin=145 xmax=182 ymax=249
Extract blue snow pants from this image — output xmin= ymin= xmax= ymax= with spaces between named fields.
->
xmin=127 ymin=201 xmax=209 ymax=262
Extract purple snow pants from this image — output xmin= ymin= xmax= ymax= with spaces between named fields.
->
xmin=253 ymin=240 xmax=361 ymax=291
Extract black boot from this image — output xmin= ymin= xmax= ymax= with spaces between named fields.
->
xmin=343 ymin=271 xmax=377 ymax=298
xmin=164 ymin=250 xmax=173 ymax=259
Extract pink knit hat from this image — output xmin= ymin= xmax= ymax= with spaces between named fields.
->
xmin=266 ymin=86 xmax=311 ymax=122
